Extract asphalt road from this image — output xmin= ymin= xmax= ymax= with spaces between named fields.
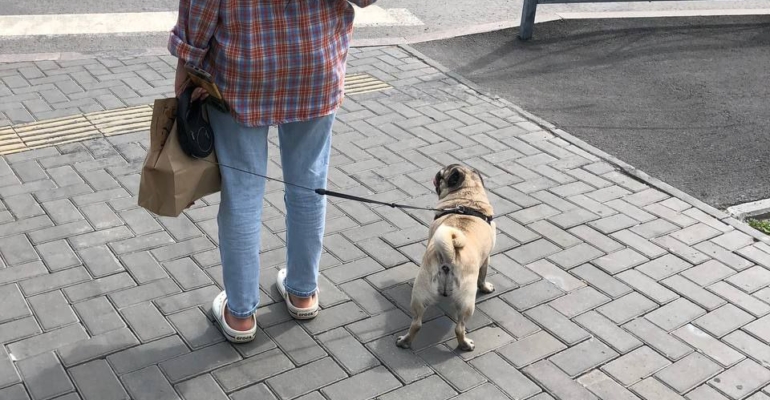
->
xmin=413 ymin=15 xmax=770 ymax=209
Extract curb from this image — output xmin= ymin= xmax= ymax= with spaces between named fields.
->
xmin=727 ymin=199 xmax=770 ymax=220
xmin=398 ymin=43 xmax=770 ymax=244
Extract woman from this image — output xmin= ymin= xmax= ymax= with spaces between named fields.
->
xmin=169 ymin=0 xmax=376 ymax=343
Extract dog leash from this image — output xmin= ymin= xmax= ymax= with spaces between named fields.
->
xmin=199 ymin=158 xmax=494 ymax=220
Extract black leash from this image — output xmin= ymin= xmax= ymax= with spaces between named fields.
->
xmin=199 ymin=158 xmax=494 ymax=221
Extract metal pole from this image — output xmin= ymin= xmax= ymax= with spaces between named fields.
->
xmin=519 ymin=0 xmax=538 ymax=40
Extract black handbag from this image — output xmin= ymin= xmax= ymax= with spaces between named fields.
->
xmin=176 ymin=85 xmax=215 ymax=159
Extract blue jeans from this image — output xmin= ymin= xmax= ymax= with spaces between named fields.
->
xmin=208 ymin=107 xmax=334 ymax=318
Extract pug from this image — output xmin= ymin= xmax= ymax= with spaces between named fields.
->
xmin=396 ymin=164 xmax=496 ymax=351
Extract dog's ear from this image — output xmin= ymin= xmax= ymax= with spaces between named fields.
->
xmin=447 ymin=168 xmax=465 ymax=189
xmin=473 ymin=169 xmax=485 ymax=187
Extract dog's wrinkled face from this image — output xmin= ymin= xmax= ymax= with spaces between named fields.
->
xmin=433 ymin=164 xmax=485 ymax=198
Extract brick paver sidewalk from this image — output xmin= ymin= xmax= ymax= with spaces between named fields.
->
xmin=1 ymin=46 xmax=770 ymax=400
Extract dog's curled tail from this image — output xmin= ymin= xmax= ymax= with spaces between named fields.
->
xmin=433 ymin=225 xmax=466 ymax=263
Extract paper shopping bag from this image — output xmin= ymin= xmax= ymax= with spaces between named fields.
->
xmin=138 ymin=97 xmax=221 ymax=217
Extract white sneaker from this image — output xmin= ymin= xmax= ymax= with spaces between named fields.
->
xmin=276 ymin=269 xmax=319 ymax=320
xmin=211 ymin=291 xmax=257 ymax=343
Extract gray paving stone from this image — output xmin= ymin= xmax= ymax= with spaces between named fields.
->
xmin=4 ymin=194 xmax=44 ymax=219
xmin=174 ymin=374 xmax=228 ymax=400
xmin=477 ymin=297 xmax=540 ymax=338
xmin=490 ymin=253 xmax=540 ymax=285
xmin=548 ymin=207 xmax=599 ymax=229
xmin=577 ymin=370 xmax=641 ymax=400
xmin=682 ymin=260 xmax=737 ymax=287
xmin=636 ymin=254 xmax=693 ymax=281
xmin=0 ymin=260 xmax=48 ymax=289
xmin=28 ymin=220 xmax=93 ymax=245
xmin=737 ymin=246 xmax=770 ymax=269
xmin=366 ymin=262 xmax=418 ymax=289
xmin=0 ymin=234 xmax=38 ymax=266
xmin=451 ymin=383 xmax=511 ymax=400
xmin=108 ymin=277 xmax=180 ymax=308
xmin=162 ymin=257 xmax=212 ymax=290
xmin=36 ymin=240 xmax=80 ymax=271
xmin=498 ymin=330 xmax=566 ymax=368
xmin=529 ymin=220 xmax=582 ymax=249
xmin=670 ymin=223 xmax=722 ymax=246
xmin=265 ymin=357 xmax=347 ymax=400
xmin=0 ymin=317 xmax=42 ymax=344
xmin=525 ymin=360 xmax=598 ymax=400
xmin=77 ymin=245 xmax=124 ymax=277
xmin=69 ymin=359 xmax=129 ymax=400
xmin=696 ymin=242 xmax=754 ymax=272
xmin=0 ymin=283 xmax=31 ymax=323
xmin=707 ymin=360 xmax=770 ymax=400
xmin=548 ymin=243 xmax=604 ymax=270
xmin=568 ymin=225 xmax=624 ymax=254
xmin=17 ymin=352 xmax=73 ymax=400
xmin=723 ymin=330 xmax=770 ymax=371
xmin=339 ymin=279 xmax=395 ymax=315
xmin=574 ymin=311 xmax=642 ymax=354
xmin=505 ymin=238 xmax=561 ymax=265
xmin=0 ymin=385 xmax=30 ymax=400
xmin=28 ymin=290 xmax=78 ymax=331
xmin=0 ymin=346 xmax=21 ymax=389
xmin=527 ymin=259 xmax=585 ymax=292
xmin=596 ymin=292 xmax=658 ymax=324
xmin=611 ymin=230 xmax=667 ymax=259
xmin=230 ymin=384 xmax=277 ymax=400
xmin=58 ymin=327 xmax=139 ymax=367
xmin=661 ymin=275 xmax=727 ymax=311
xmin=501 ymin=279 xmax=564 ymax=311
xmin=643 ymin=203 xmax=696 ymax=227
xmin=707 ymin=281 xmax=770 ymax=317
xmin=651 ymin=235 xmax=711 ymax=265
xmin=154 ymin=284 xmax=219 ymax=315
xmin=266 ymin=320 xmax=327 ymax=365
xmin=525 ymin=304 xmax=590 ymax=345
xmin=80 ymin=203 xmax=123 ymax=230
xmin=617 ymin=269 xmax=679 ymax=304
xmin=64 ymin=272 xmax=135 ymax=302
xmin=108 ymin=231 xmax=173 ymax=254
xmin=673 ymin=325 xmax=744 ymax=368
xmin=158 ymin=341 xmax=241 ymax=383
xmin=471 ymin=352 xmax=541 ymax=399
xmin=495 ymin=215 xmax=541 ymax=244
xmin=211 ymin=347 xmax=293 ymax=392
xmin=629 ymin=377 xmax=684 ymax=400
xmin=601 ymin=346 xmax=671 ymax=386
xmin=323 ymin=257 xmax=384 ymax=285
xmin=589 ymin=214 xmax=638 ymax=234
xmin=744 ymin=315 xmax=770 ymax=344
xmin=417 ymin=344 xmax=486 ymax=392
xmin=551 ymin=338 xmax=620 ymax=378
xmin=592 ymin=248 xmax=649 ymax=275
xmin=73 ymin=296 xmax=124 ymax=336
xmin=6 ymin=323 xmax=88 ymax=361
xmin=726 ymin=266 xmax=770 ymax=293
xmin=119 ymin=251 xmax=167 ymax=284
xmin=631 ymin=218 xmax=679 ymax=239
xmin=711 ymin=230 xmax=755 ymax=251
xmin=623 ymin=318 xmax=693 ymax=361
xmin=321 ymin=366 xmax=401 ymax=400
xmin=548 ymin=286 xmax=611 ymax=318
xmin=572 ymin=264 xmax=632 ymax=299
xmin=685 ymin=385 xmax=729 ymax=400
xmin=119 ymin=208 xmax=162 ymax=236
xmin=358 ymin=237 xmax=409 ymax=268
xmin=377 ymin=375 xmax=457 ymax=400
xmin=121 ymin=365 xmax=180 ymax=400
xmin=317 ymin=327 xmax=379 ymax=374
xmin=655 ymin=352 xmax=723 ymax=394
xmin=694 ymin=304 xmax=755 ymax=338
xmin=367 ymin=335 xmax=433 ymax=383
xmin=645 ymin=298 xmax=706 ymax=332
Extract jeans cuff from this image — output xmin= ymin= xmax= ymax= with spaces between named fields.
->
xmin=284 ymin=284 xmax=317 ymax=299
xmin=226 ymin=303 xmax=258 ymax=319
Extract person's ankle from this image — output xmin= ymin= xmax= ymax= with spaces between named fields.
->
xmin=224 ymin=307 xmax=255 ymax=331
xmin=289 ymin=293 xmax=316 ymax=309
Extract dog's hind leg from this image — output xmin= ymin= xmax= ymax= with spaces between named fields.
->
xmin=455 ymin=299 xmax=476 ymax=351
xmin=396 ymin=294 xmax=430 ymax=349
xmin=477 ymin=256 xmax=495 ymax=294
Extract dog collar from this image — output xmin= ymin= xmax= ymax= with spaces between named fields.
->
xmin=434 ymin=205 xmax=494 ymax=224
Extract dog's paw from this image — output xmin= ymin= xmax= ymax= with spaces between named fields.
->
xmin=396 ymin=335 xmax=411 ymax=349
xmin=459 ymin=338 xmax=475 ymax=351
xmin=479 ymin=281 xmax=495 ymax=294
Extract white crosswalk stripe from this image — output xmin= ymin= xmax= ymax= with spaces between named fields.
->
xmin=0 ymin=5 xmax=423 ymax=37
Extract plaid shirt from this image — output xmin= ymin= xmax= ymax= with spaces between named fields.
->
xmin=169 ymin=0 xmax=377 ymax=127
